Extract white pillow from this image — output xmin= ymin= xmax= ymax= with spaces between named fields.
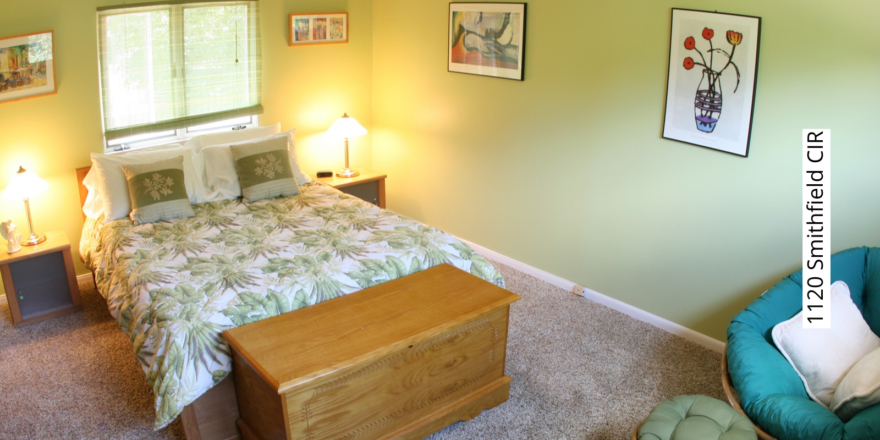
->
xmin=184 ymin=123 xmax=280 ymax=153
xmin=830 ymin=346 xmax=880 ymax=421
xmin=200 ymin=130 xmax=310 ymax=202
xmin=91 ymin=147 xmax=206 ymax=222
xmin=82 ymin=143 xmax=187 ymax=219
xmin=281 ymin=129 xmax=311 ymax=186
xmin=81 ymin=167 xmax=104 ymax=219
xmin=201 ymin=145 xmax=240 ymax=201
xmin=772 ymin=281 xmax=880 ymax=407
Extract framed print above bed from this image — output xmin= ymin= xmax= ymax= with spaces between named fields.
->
xmin=289 ymin=12 xmax=348 ymax=46
xmin=0 ymin=30 xmax=56 ymax=104
xmin=662 ymin=9 xmax=761 ymax=157
xmin=448 ymin=3 xmax=526 ymax=80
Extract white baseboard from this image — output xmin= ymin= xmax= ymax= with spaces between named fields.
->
xmin=68 ymin=248 xmax=726 ymax=352
xmin=77 ymin=273 xmax=93 ymax=285
xmin=460 ymin=238 xmax=726 ymax=353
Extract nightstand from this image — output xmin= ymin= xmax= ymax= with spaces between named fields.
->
xmin=1 ymin=230 xmax=82 ymax=327
xmin=316 ymin=169 xmax=387 ymax=209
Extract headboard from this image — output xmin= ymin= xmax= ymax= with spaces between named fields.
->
xmin=76 ymin=166 xmax=90 ymax=221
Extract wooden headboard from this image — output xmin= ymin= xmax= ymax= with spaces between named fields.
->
xmin=76 ymin=166 xmax=91 ymax=221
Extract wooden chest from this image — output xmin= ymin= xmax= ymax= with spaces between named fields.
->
xmin=223 ymin=264 xmax=520 ymax=440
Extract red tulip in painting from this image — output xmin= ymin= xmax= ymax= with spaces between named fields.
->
xmin=683 ymin=27 xmax=742 ymax=133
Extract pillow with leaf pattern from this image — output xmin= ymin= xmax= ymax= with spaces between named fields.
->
xmin=121 ymin=155 xmax=195 ymax=224
xmin=229 ymin=136 xmax=301 ymax=203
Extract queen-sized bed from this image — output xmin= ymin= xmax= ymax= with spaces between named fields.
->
xmin=77 ymin=167 xmax=504 ymax=438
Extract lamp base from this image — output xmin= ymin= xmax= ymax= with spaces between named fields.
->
xmin=22 ymin=234 xmax=46 ymax=246
xmin=335 ymin=168 xmax=360 ymax=178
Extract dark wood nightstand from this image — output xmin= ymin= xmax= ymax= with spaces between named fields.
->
xmin=316 ymin=169 xmax=387 ymax=209
xmin=1 ymin=230 xmax=83 ymax=327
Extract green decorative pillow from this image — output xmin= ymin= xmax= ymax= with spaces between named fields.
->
xmin=229 ymin=135 xmax=301 ymax=203
xmin=121 ymin=155 xmax=195 ymax=225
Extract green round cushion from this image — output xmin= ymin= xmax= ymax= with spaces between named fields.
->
xmin=638 ymin=395 xmax=757 ymax=440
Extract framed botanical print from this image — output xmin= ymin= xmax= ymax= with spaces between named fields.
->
xmin=0 ymin=30 xmax=56 ymax=104
xmin=448 ymin=3 xmax=526 ymax=80
xmin=289 ymin=12 xmax=348 ymax=46
xmin=662 ymin=9 xmax=761 ymax=156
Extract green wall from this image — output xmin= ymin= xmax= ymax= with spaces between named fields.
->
xmin=2 ymin=0 xmax=877 ymax=342
xmin=372 ymin=0 xmax=880 ymax=340
xmin=0 ymin=0 xmax=373 ymax=296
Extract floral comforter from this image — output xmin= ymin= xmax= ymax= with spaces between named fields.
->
xmin=80 ymin=182 xmax=504 ymax=429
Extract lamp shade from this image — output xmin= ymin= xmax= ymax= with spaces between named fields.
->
xmin=2 ymin=166 xmax=49 ymax=201
xmin=326 ymin=113 xmax=367 ymax=139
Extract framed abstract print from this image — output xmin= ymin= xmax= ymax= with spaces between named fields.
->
xmin=662 ymin=9 xmax=761 ymax=156
xmin=289 ymin=12 xmax=348 ymax=46
xmin=448 ymin=3 xmax=526 ymax=80
xmin=0 ymin=31 xmax=56 ymax=104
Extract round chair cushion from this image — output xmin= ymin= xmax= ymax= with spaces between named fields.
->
xmin=638 ymin=395 xmax=757 ymax=440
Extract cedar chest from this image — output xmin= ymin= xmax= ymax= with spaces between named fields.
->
xmin=223 ymin=263 xmax=520 ymax=440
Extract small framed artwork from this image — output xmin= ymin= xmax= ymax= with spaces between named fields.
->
xmin=289 ymin=12 xmax=348 ymax=46
xmin=448 ymin=3 xmax=526 ymax=81
xmin=0 ymin=30 xmax=56 ymax=104
xmin=662 ymin=9 xmax=761 ymax=157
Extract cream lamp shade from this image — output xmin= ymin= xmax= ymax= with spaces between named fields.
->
xmin=326 ymin=113 xmax=368 ymax=139
xmin=2 ymin=166 xmax=49 ymax=201
xmin=2 ymin=166 xmax=48 ymax=245
xmin=326 ymin=113 xmax=367 ymax=178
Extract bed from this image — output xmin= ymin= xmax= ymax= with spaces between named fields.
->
xmin=76 ymin=165 xmax=504 ymax=439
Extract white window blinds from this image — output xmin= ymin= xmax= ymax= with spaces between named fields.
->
xmin=97 ymin=1 xmax=261 ymax=140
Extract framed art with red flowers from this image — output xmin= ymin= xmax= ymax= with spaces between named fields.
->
xmin=662 ymin=9 xmax=761 ymax=156
xmin=449 ymin=3 xmax=526 ymax=80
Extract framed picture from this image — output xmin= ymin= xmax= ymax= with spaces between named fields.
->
xmin=0 ymin=30 xmax=56 ymax=104
xmin=289 ymin=12 xmax=348 ymax=46
xmin=662 ymin=9 xmax=761 ymax=157
xmin=448 ymin=3 xmax=526 ymax=81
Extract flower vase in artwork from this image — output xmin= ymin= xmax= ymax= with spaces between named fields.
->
xmin=694 ymin=69 xmax=722 ymax=133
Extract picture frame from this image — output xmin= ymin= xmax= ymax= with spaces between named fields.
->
xmin=448 ymin=2 xmax=526 ymax=81
xmin=662 ymin=9 xmax=761 ymax=157
xmin=289 ymin=12 xmax=348 ymax=46
xmin=0 ymin=30 xmax=56 ymax=104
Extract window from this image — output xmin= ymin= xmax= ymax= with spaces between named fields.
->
xmin=97 ymin=1 xmax=261 ymax=150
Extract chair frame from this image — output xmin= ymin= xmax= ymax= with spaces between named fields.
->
xmin=722 ymin=344 xmax=777 ymax=440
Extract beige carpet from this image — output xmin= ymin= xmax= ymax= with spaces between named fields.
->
xmin=0 ymin=262 xmax=725 ymax=439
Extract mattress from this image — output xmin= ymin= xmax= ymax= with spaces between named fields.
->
xmin=79 ymin=181 xmax=504 ymax=429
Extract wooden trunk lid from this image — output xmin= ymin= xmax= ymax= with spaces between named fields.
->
xmin=223 ymin=264 xmax=519 ymax=394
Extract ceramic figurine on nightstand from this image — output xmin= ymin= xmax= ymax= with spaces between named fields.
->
xmin=0 ymin=218 xmax=22 ymax=254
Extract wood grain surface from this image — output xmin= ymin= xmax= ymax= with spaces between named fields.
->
xmin=224 ymin=264 xmax=518 ymax=393
xmin=225 ymin=264 xmax=519 ymax=440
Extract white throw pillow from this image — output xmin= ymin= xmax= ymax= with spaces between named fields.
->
xmin=200 ymin=145 xmax=240 ymax=201
xmin=91 ymin=147 xmax=206 ymax=222
xmin=772 ymin=281 xmax=880 ymax=407
xmin=830 ymin=346 xmax=880 ymax=421
xmin=183 ymin=123 xmax=280 ymax=153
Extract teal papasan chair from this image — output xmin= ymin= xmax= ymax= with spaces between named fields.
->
xmin=724 ymin=247 xmax=880 ymax=440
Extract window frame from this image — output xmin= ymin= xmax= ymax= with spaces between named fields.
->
xmin=106 ymin=114 xmax=258 ymax=153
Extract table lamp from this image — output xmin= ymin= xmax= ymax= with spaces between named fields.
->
xmin=326 ymin=113 xmax=367 ymax=178
xmin=2 ymin=166 xmax=48 ymax=245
